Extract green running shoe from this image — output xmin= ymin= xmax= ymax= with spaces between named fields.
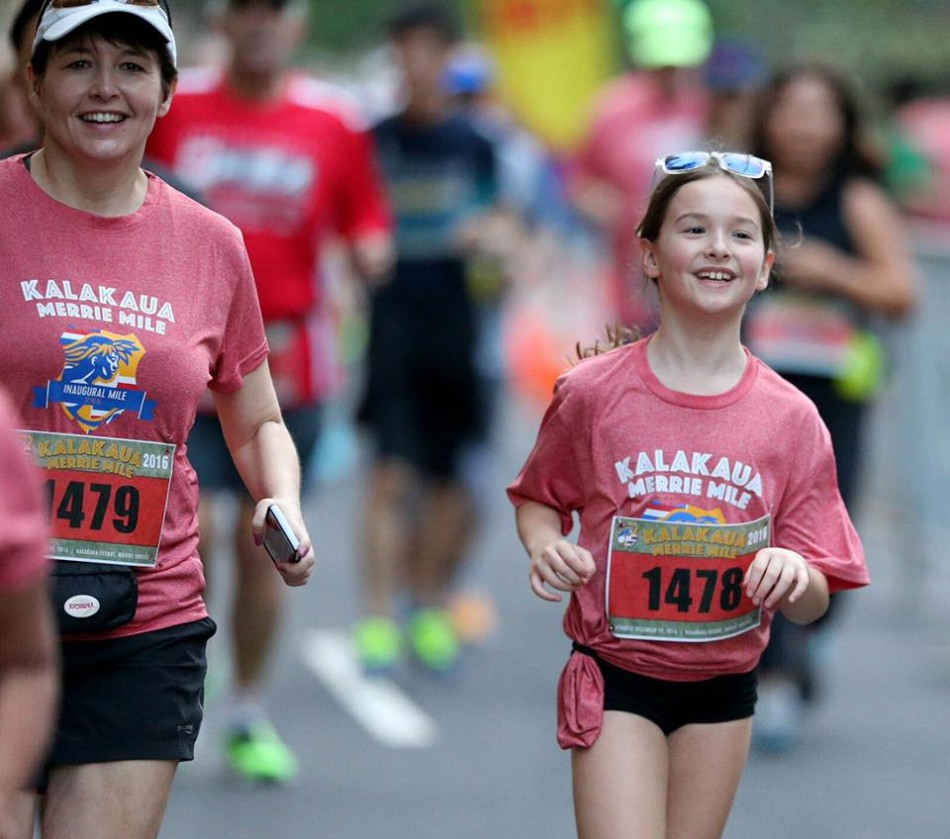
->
xmin=354 ymin=616 xmax=402 ymax=675
xmin=408 ymin=608 xmax=460 ymax=673
xmin=225 ymin=721 xmax=298 ymax=783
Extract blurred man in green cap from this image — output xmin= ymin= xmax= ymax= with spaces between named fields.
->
xmin=569 ymin=0 xmax=714 ymax=331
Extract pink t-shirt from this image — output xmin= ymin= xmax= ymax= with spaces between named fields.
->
xmin=570 ymin=72 xmax=709 ymax=328
xmin=0 ymin=388 xmax=48 ymax=592
xmin=507 ymin=338 xmax=868 ymax=747
xmin=0 ymin=155 xmax=268 ymax=638
xmin=147 ymin=70 xmax=391 ymax=406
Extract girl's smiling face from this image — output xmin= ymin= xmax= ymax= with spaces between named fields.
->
xmin=641 ymin=174 xmax=773 ymax=319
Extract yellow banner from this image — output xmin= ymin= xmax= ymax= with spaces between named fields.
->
xmin=477 ymin=0 xmax=617 ymax=152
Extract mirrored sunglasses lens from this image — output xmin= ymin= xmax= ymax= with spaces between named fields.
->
xmin=663 ymin=153 xmax=710 ymax=173
xmin=720 ymin=154 xmax=766 ymax=178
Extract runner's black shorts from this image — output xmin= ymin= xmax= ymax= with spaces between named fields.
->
xmin=582 ymin=648 xmax=758 ymax=735
xmin=43 ymin=617 xmax=216 ymax=776
xmin=187 ymin=406 xmax=322 ymax=494
xmin=358 ymin=263 xmax=484 ymax=480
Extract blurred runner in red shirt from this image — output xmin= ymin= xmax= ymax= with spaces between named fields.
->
xmin=148 ymin=0 xmax=392 ymax=783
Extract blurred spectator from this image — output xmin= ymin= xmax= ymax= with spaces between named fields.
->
xmin=889 ymin=78 xmax=950 ymax=223
xmin=355 ymin=3 xmax=499 ymax=675
xmin=0 ymin=388 xmax=57 ymax=834
xmin=147 ymin=0 xmax=392 ymax=783
xmin=568 ymin=0 xmax=713 ymax=331
xmin=744 ymin=61 xmax=918 ymax=752
xmin=877 ymin=75 xmax=934 ymax=210
xmin=440 ymin=42 xmax=572 ymax=643
xmin=704 ymin=38 xmax=767 ymax=151
xmin=0 ymin=0 xmax=41 ymax=153
xmin=443 ymin=43 xmax=565 ymax=230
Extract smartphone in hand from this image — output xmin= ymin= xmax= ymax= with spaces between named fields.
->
xmin=263 ymin=504 xmax=301 ymax=564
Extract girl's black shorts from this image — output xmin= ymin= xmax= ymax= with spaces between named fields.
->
xmin=590 ymin=649 xmax=758 ymax=736
xmin=47 ymin=617 xmax=216 ymax=771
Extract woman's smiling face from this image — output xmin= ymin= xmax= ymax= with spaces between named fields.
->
xmin=29 ymin=31 xmax=171 ymax=167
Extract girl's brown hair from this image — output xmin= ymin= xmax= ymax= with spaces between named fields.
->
xmin=637 ymin=166 xmax=778 ymax=252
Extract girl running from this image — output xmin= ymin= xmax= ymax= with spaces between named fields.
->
xmin=508 ymin=151 xmax=869 ymax=839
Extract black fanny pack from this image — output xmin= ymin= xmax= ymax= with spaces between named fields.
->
xmin=49 ymin=561 xmax=138 ymax=634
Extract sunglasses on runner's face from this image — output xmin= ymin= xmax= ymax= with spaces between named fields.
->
xmin=40 ymin=0 xmax=172 ymax=23
xmin=655 ymin=151 xmax=774 ymax=215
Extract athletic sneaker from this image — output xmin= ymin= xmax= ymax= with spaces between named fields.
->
xmin=448 ymin=590 xmax=499 ymax=645
xmin=407 ymin=608 xmax=460 ymax=673
xmin=225 ymin=720 xmax=298 ymax=783
xmin=354 ymin=615 xmax=403 ymax=675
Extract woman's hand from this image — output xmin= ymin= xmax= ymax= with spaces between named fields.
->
xmin=252 ymin=498 xmax=314 ymax=587
xmin=528 ymin=540 xmax=596 ymax=603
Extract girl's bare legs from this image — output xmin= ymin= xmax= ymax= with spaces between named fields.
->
xmin=572 ymin=711 xmax=669 ymax=839
xmin=572 ymin=712 xmax=753 ymax=839
xmin=667 ymin=719 xmax=753 ymax=839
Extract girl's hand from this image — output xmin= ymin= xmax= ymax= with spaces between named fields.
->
xmin=251 ymin=498 xmax=315 ymax=587
xmin=744 ymin=547 xmax=810 ymax=610
xmin=528 ymin=540 xmax=596 ymax=603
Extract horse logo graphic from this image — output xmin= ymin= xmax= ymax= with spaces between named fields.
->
xmin=33 ymin=329 xmax=156 ymax=433
xmin=616 ymin=519 xmax=639 ymax=548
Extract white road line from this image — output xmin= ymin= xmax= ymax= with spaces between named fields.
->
xmin=300 ymin=628 xmax=439 ymax=749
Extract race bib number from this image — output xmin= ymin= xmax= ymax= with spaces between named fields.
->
xmin=606 ymin=514 xmax=770 ymax=642
xmin=22 ymin=430 xmax=174 ymax=567
xmin=745 ymin=294 xmax=855 ymax=377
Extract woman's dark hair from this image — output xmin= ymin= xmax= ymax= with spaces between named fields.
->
xmin=30 ymin=13 xmax=178 ymax=100
xmin=749 ymin=61 xmax=882 ymax=181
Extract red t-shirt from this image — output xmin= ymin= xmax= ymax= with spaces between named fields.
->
xmin=147 ymin=70 xmax=391 ymax=405
xmin=508 ymin=338 xmax=868 ymax=747
xmin=0 ymin=156 xmax=268 ymax=637
xmin=0 ymin=388 xmax=48 ymax=592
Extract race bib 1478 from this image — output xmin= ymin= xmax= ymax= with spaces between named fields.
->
xmin=606 ymin=514 xmax=770 ymax=642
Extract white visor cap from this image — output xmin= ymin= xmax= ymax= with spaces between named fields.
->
xmin=33 ymin=1 xmax=176 ymax=68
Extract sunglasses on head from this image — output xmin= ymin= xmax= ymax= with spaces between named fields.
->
xmin=40 ymin=0 xmax=172 ymax=24
xmin=655 ymin=151 xmax=774 ymax=215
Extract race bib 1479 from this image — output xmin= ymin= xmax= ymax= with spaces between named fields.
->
xmin=21 ymin=430 xmax=174 ymax=567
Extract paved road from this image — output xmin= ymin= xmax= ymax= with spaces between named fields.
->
xmin=160 ymin=385 xmax=950 ymax=839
